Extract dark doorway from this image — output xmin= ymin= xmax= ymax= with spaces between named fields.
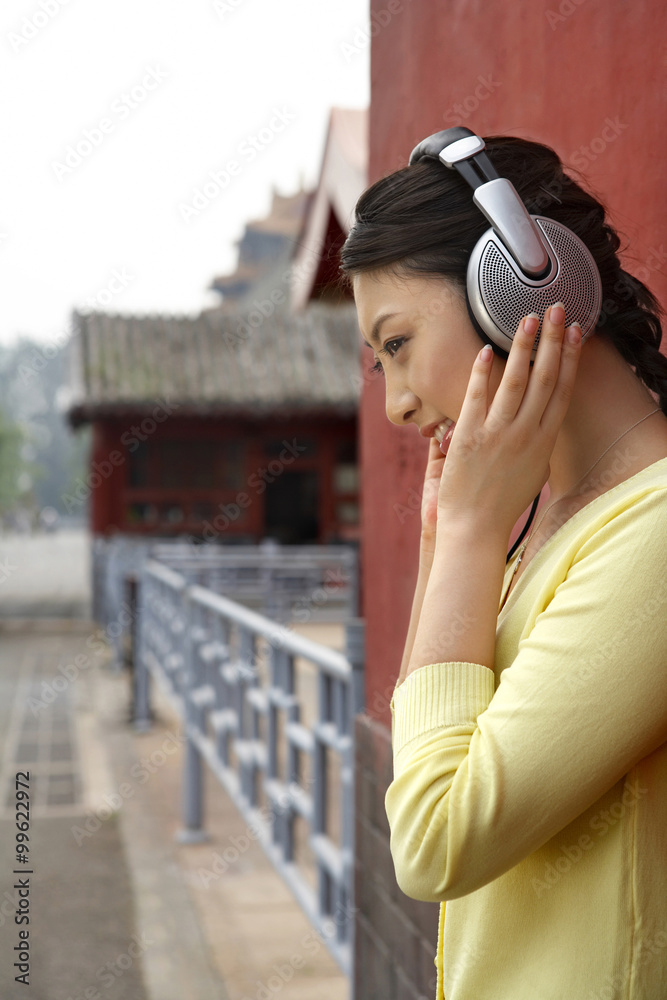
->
xmin=264 ymin=470 xmax=319 ymax=543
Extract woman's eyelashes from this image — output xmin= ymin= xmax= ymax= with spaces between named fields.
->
xmin=367 ymin=337 xmax=405 ymax=376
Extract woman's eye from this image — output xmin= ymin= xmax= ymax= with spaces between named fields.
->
xmin=382 ymin=337 xmax=404 ymax=357
xmin=367 ymin=338 xmax=405 ymax=377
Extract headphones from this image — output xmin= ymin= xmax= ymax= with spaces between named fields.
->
xmin=408 ymin=125 xmax=604 ymax=561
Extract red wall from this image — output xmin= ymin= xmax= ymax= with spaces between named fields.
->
xmin=363 ymin=0 xmax=666 ymax=726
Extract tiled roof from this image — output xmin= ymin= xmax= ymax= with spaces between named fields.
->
xmin=67 ymin=302 xmax=362 ymax=426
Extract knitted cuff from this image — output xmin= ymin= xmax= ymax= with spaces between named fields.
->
xmin=390 ymin=661 xmax=496 ymax=759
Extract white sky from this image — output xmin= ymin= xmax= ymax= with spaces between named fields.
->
xmin=0 ymin=0 xmax=370 ymax=346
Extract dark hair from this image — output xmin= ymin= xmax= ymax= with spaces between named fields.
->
xmin=338 ymin=134 xmax=667 ymax=415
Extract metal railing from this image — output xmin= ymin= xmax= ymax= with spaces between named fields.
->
xmin=151 ymin=540 xmax=359 ymax=623
xmin=134 ymin=557 xmax=365 ymax=978
xmin=92 ymin=535 xmax=359 ymax=669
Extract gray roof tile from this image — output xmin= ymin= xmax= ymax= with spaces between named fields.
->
xmin=67 ymin=302 xmax=362 ymax=425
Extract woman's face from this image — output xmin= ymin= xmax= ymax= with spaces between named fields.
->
xmin=352 ymin=268 xmax=503 ymax=440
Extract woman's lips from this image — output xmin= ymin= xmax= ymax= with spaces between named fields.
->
xmin=435 ymin=418 xmax=455 ymax=454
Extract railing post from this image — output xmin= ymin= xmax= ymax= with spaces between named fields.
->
xmin=133 ymin=568 xmax=153 ymax=732
xmin=345 ymin=618 xmax=365 ymax=719
xmin=176 ymin=586 xmax=210 ymax=844
xmin=176 ymin=736 xmax=209 ymax=844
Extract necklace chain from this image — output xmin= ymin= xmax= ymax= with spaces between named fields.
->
xmin=510 ymin=407 xmax=662 ymax=579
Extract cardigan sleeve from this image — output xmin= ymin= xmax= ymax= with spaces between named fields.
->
xmin=384 ymin=489 xmax=667 ymax=902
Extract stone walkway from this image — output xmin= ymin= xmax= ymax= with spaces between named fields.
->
xmin=0 ymin=624 xmax=152 ymax=1000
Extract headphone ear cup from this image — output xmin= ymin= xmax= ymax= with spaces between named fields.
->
xmin=466 ymin=217 xmax=602 ymax=358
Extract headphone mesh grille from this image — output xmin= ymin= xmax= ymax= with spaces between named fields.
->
xmin=480 ymin=219 xmax=600 ymax=343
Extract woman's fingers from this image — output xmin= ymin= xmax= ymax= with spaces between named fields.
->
xmin=538 ymin=319 xmax=582 ymax=434
xmin=453 ymin=303 xmax=582 ymax=463
xmin=421 ymin=435 xmax=447 ymax=532
xmin=456 ymin=343 xmax=494 ymax=431
xmin=487 ymin=312 xmax=538 ymax=426
xmin=519 ymin=303 xmax=582 ymax=430
xmin=488 ymin=303 xmax=582 ymax=430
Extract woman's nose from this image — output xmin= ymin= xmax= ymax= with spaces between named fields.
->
xmin=386 ymin=388 xmax=418 ymax=427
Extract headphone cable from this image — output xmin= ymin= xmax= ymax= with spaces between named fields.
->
xmin=506 ymin=492 xmax=542 ymax=563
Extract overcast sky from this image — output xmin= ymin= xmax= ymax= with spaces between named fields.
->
xmin=0 ymin=0 xmax=369 ymax=346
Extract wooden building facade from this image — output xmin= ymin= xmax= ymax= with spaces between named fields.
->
xmin=67 ymin=302 xmax=362 ymax=545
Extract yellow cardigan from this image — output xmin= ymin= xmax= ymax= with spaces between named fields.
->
xmin=386 ymin=455 xmax=667 ymax=1000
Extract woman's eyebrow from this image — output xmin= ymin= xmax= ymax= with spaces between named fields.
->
xmin=363 ymin=311 xmax=400 ymax=349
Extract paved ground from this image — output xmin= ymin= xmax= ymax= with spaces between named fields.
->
xmin=0 ymin=530 xmax=350 ymax=1000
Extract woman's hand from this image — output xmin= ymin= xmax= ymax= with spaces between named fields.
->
xmin=436 ymin=303 xmax=582 ymax=540
xmin=421 ymin=434 xmax=448 ymax=541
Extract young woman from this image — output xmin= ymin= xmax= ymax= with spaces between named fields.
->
xmin=339 ymin=134 xmax=667 ymax=999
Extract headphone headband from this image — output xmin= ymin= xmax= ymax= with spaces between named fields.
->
xmin=409 ymin=126 xmax=498 ymax=186
xmin=409 ymin=126 xmax=550 ymax=277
